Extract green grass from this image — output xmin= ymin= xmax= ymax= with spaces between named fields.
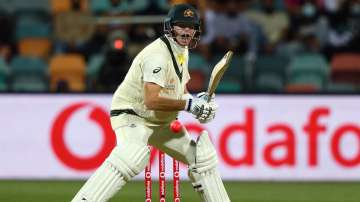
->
xmin=0 ymin=180 xmax=359 ymax=202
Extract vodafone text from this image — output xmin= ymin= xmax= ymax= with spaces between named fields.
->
xmin=185 ymin=107 xmax=360 ymax=168
xmin=51 ymin=103 xmax=360 ymax=171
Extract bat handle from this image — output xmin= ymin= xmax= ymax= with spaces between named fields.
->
xmin=205 ymin=92 xmax=212 ymax=103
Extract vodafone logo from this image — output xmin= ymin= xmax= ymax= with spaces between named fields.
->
xmin=50 ymin=102 xmax=116 ymax=171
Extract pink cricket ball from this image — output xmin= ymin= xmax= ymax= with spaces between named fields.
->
xmin=170 ymin=120 xmax=182 ymax=133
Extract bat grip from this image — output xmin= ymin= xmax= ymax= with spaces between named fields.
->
xmin=205 ymin=93 xmax=212 ymax=103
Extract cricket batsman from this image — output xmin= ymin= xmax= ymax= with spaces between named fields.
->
xmin=72 ymin=3 xmax=230 ymax=202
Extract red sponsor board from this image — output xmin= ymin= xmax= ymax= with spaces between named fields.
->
xmin=0 ymin=95 xmax=359 ymax=180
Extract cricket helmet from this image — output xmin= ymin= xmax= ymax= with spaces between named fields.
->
xmin=164 ymin=4 xmax=201 ymax=48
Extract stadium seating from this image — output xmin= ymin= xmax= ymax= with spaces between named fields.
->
xmin=90 ymin=0 xmax=149 ymax=14
xmin=285 ymin=83 xmax=318 ymax=93
xmin=187 ymin=69 xmax=206 ymax=93
xmin=11 ymin=0 xmax=50 ymax=13
xmin=188 ymin=52 xmax=210 ymax=75
xmin=253 ymin=54 xmax=289 ymax=92
xmin=0 ymin=57 xmax=9 ymax=91
xmin=216 ymin=80 xmax=243 ymax=93
xmin=290 ymin=74 xmax=323 ymax=89
xmin=0 ymin=0 xmax=49 ymax=13
xmin=254 ymin=55 xmax=289 ymax=79
xmin=254 ymin=73 xmax=283 ymax=92
xmin=87 ymin=54 xmax=105 ymax=87
xmin=0 ymin=0 xmax=12 ymax=13
xmin=51 ymin=0 xmax=88 ymax=14
xmin=10 ymin=56 xmax=48 ymax=92
xmin=0 ymin=0 xmax=357 ymax=94
xmin=49 ymin=54 xmax=86 ymax=92
xmin=90 ymin=0 xmax=131 ymax=14
xmin=156 ymin=0 xmax=171 ymax=12
xmin=288 ymin=53 xmax=329 ymax=89
xmin=224 ymin=55 xmax=247 ymax=81
xmin=209 ymin=54 xmax=245 ymax=93
xmin=220 ymin=55 xmax=247 ymax=93
xmin=18 ymin=38 xmax=52 ymax=59
xmin=330 ymin=53 xmax=360 ymax=85
xmin=0 ymin=8 xmax=15 ymax=43
xmin=89 ymin=0 xmax=109 ymax=14
xmin=15 ymin=13 xmax=51 ymax=40
xmin=326 ymin=82 xmax=357 ymax=93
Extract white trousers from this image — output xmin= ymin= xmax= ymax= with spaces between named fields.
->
xmin=71 ymin=114 xmax=229 ymax=202
xmin=111 ymin=114 xmax=196 ymax=165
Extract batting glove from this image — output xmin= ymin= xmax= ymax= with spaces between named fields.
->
xmin=196 ymin=92 xmax=217 ymax=123
xmin=185 ymin=97 xmax=212 ymax=120
xmin=196 ymin=92 xmax=215 ymax=102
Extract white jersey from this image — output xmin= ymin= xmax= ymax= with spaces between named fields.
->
xmin=111 ymin=35 xmax=190 ymax=125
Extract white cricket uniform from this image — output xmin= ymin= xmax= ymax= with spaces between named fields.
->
xmin=111 ymin=35 xmax=190 ymax=127
xmin=72 ymin=5 xmax=230 ymax=200
xmin=110 ymin=35 xmax=195 ymax=165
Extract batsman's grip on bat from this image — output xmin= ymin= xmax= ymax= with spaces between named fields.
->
xmin=183 ymin=92 xmax=217 ymax=123
xmin=197 ymin=92 xmax=217 ymax=123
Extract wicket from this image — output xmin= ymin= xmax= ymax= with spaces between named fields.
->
xmin=145 ymin=149 xmax=180 ymax=202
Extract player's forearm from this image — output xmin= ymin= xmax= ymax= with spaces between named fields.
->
xmin=145 ymin=96 xmax=186 ymax=111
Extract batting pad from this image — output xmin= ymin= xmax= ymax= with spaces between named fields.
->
xmin=71 ymin=160 xmax=126 ymax=202
xmin=72 ymin=144 xmax=150 ymax=202
xmin=191 ymin=131 xmax=218 ymax=173
xmin=188 ymin=131 xmax=231 ymax=202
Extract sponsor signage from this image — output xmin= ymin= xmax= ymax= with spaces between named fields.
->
xmin=0 ymin=95 xmax=359 ymax=180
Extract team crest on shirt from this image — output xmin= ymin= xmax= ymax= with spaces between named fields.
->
xmin=184 ymin=9 xmax=194 ymax=18
xmin=177 ymin=54 xmax=185 ymax=66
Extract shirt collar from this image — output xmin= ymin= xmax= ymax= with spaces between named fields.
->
xmin=165 ymin=35 xmax=187 ymax=54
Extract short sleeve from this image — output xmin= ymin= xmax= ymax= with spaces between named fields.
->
xmin=143 ymin=53 xmax=168 ymax=87
xmin=183 ymin=68 xmax=190 ymax=84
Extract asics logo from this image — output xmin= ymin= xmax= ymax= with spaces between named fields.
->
xmin=153 ymin=67 xmax=161 ymax=73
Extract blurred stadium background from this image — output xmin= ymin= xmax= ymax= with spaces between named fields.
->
xmin=0 ymin=0 xmax=360 ymax=201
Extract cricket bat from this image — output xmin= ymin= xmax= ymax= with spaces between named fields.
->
xmin=206 ymin=51 xmax=234 ymax=101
